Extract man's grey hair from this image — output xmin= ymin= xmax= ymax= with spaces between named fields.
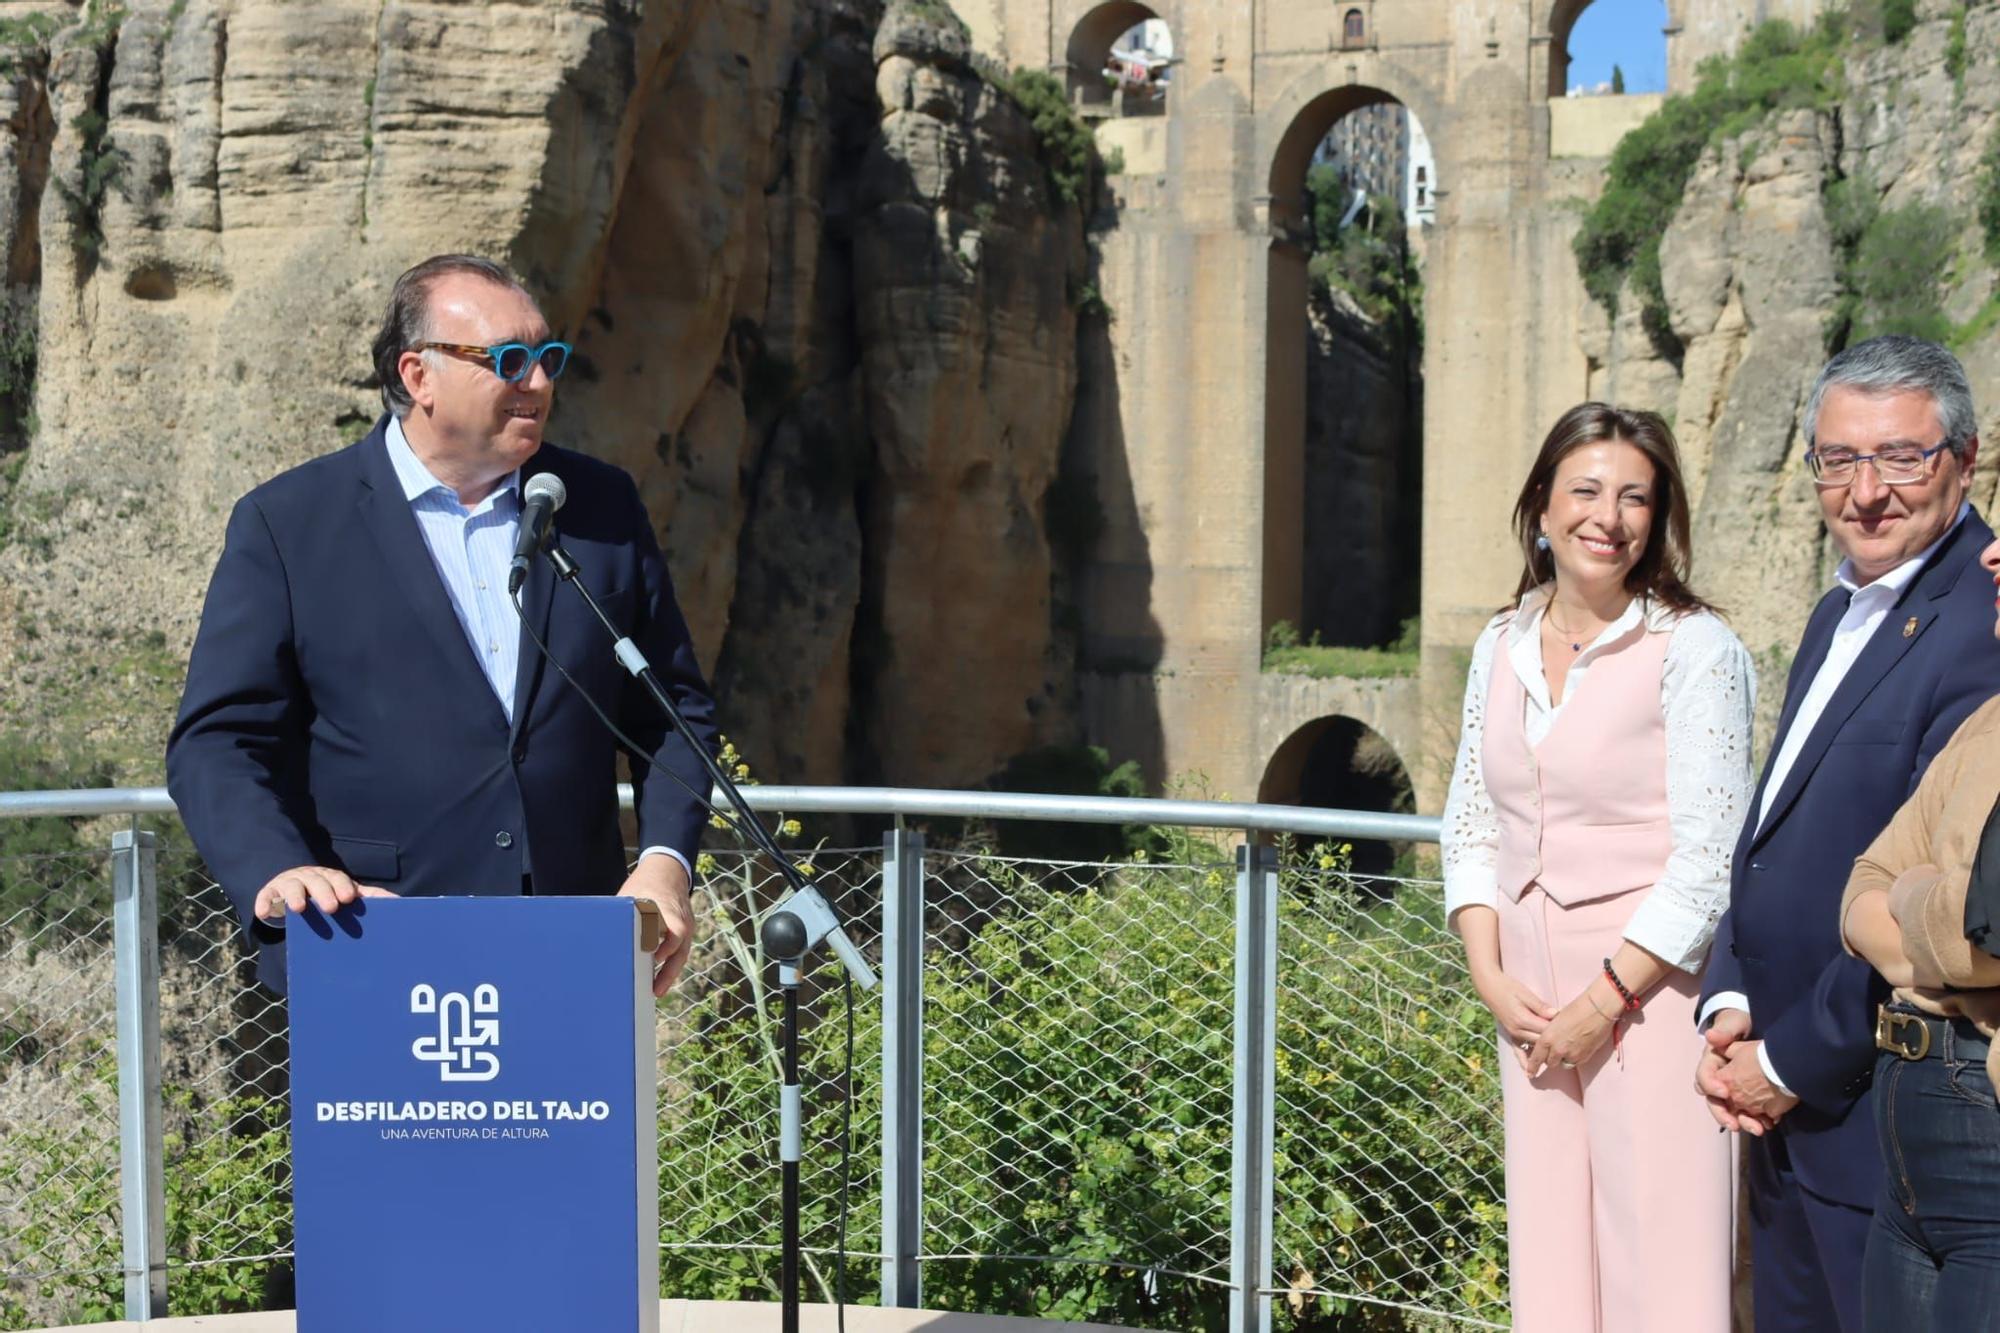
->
xmin=1803 ymin=334 xmax=1979 ymax=457
xmin=371 ymin=254 xmax=530 ymax=418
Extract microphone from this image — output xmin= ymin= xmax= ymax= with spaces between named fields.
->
xmin=508 ymin=472 xmax=566 ymax=593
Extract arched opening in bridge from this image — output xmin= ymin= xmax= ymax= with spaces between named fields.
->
xmin=1065 ymin=3 xmax=1173 ymax=117
xmin=1259 ymin=715 xmax=1415 ymax=879
xmin=1550 ymin=0 xmax=1669 ymax=98
xmin=1262 ymin=88 xmax=1430 ymax=665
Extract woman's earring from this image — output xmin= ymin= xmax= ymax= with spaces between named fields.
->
xmin=1535 ymin=534 xmax=1551 ymax=552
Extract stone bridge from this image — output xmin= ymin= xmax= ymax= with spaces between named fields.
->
xmin=957 ymin=0 xmax=1824 ymax=814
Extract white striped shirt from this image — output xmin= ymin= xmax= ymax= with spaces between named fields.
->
xmin=385 ymin=415 xmax=523 ymax=721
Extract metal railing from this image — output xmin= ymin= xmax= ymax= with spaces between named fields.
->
xmin=0 ymin=788 xmax=1503 ymax=1333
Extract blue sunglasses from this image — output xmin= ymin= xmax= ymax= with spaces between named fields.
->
xmin=416 ymin=339 xmax=572 ymax=384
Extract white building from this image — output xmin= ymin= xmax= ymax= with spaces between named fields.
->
xmin=1406 ymin=114 xmax=1436 ymax=226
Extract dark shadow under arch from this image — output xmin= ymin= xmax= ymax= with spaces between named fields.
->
xmin=1259 ymin=715 xmax=1415 ymax=877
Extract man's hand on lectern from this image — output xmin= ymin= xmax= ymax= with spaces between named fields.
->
xmin=618 ymin=855 xmax=694 ymax=997
xmin=253 ymin=865 xmax=399 ymax=923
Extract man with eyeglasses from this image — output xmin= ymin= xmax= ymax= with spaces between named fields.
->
xmin=168 ymin=253 xmax=718 ymax=1002
xmin=1694 ymin=334 xmax=2000 ymax=1330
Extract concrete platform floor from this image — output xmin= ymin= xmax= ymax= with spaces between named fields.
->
xmin=39 ymin=1302 xmax=1162 ymax=1332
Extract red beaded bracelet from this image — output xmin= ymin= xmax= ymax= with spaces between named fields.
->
xmin=1602 ymin=958 xmax=1642 ymax=1012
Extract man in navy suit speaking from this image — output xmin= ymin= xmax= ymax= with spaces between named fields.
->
xmin=167 ymin=254 xmax=718 ymax=998
xmin=1696 ymin=336 xmax=2000 ymax=1330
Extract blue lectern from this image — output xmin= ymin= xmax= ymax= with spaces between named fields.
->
xmin=288 ymin=897 xmax=660 ymax=1333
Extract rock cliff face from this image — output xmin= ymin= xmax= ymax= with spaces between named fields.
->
xmin=1580 ymin=1 xmax=2000 ymax=733
xmin=0 ymin=0 xmax=1094 ymax=789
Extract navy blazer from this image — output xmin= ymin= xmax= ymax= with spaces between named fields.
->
xmin=166 ymin=418 xmax=719 ymax=992
xmin=1702 ymin=510 xmax=2000 ymax=1207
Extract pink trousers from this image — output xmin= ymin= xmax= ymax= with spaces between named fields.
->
xmin=1495 ymin=884 xmax=1733 ymax=1333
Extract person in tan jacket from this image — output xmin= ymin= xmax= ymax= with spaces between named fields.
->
xmin=1841 ymin=535 xmax=2000 ymax=1331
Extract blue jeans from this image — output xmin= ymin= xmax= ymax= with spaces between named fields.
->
xmin=1863 ymin=1029 xmax=2000 ymax=1332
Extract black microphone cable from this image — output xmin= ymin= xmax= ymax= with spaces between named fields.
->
xmin=509 ymin=583 xmax=862 ymax=1332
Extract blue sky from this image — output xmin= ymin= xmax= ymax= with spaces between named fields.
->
xmin=1566 ymin=0 xmax=1669 ymax=94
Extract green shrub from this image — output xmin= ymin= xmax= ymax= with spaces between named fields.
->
xmin=0 ymin=289 xmax=37 ymax=447
xmin=656 ymin=838 xmax=1500 ymax=1327
xmin=1303 ymin=169 xmax=1422 ymax=328
xmin=988 ymin=743 xmax=1169 ymax=863
xmin=917 ymin=844 xmax=1501 ymax=1326
xmin=1003 ymin=68 xmax=1101 ymax=207
xmin=0 ymin=737 xmax=115 ymax=946
xmin=0 ymin=1077 xmax=292 ymax=1330
xmin=1882 ymin=0 xmax=1919 ymax=43
xmin=1835 ymin=200 xmax=1958 ymax=345
xmin=53 ymin=108 xmax=124 ymax=268
xmin=1572 ymin=19 xmax=1845 ymax=336
xmin=0 ymin=13 xmax=59 ymax=75
xmin=1263 ymin=620 xmax=1420 ymax=680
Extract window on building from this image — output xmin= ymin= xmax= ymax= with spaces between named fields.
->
xmin=1343 ymin=9 xmax=1365 ymax=47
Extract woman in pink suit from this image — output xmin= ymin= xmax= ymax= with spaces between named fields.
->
xmin=1442 ymin=404 xmax=1755 ymax=1332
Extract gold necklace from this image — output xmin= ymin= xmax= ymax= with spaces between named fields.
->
xmin=1544 ymin=605 xmax=1593 ymax=653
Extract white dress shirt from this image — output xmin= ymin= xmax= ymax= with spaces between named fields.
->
xmin=1701 ymin=505 xmax=1969 ymax=1093
xmin=385 ymin=417 xmax=689 ymax=882
xmin=385 ymin=415 xmax=524 ymax=718
xmin=1442 ymin=589 xmax=1757 ymax=972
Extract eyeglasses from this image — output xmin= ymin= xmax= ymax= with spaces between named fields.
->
xmin=1805 ymin=441 xmax=1953 ymax=486
xmin=414 ymin=340 xmax=572 ymax=384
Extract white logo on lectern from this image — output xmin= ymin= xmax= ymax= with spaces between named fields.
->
xmin=409 ymin=983 xmax=500 ymax=1082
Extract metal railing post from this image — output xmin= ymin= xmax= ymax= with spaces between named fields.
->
xmin=1230 ymin=841 xmax=1277 ymax=1333
xmin=112 ymin=827 xmax=166 ymax=1319
xmin=879 ymin=826 xmax=925 ymax=1308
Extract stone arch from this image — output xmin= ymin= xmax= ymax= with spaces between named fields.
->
xmin=1260 ymin=65 xmax=1448 ymax=236
xmin=1258 ymin=715 xmax=1415 ymax=877
xmin=1546 ymin=0 xmax=1679 ymax=99
xmin=1259 ymin=71 xmax=1436 ymax=651
xmin=1063 ymin=1 xmax=1173 ymax=113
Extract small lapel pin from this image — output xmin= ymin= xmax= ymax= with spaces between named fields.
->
xmin=1903 ymin=617 xmax=1918 ymax=638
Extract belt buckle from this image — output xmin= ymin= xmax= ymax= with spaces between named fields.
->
xmin=1876 ymin=1007 xmax=1932 ymax=1061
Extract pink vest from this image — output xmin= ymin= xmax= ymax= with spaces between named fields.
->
xmin=1482 ymin=616 xmax=1675 ymax=906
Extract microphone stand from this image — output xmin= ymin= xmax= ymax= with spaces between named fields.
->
xmin=539 ymin=541 xmax=877 ymax=1333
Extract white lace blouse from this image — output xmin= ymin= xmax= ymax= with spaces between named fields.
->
xmin=1440 ymin=589 xmax=1757 ymax=973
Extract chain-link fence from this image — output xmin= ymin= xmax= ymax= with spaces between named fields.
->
xmin=0 ymin=795 xmax=1503 ymax=1332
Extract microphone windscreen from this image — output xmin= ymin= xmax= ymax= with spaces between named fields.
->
xmin=523 ymin=472 xmax=567 ymax=511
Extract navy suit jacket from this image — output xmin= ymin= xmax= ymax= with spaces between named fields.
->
xmin=166 ymin=418 xmax=719 ymax=992
xmin=1702 ymin=510 xmax=2000 ymax=1207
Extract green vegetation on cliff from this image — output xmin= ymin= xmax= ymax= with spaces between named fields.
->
xmin=1302 ymin=166 xmax=1422 ymax=332
xmin=1263 ymin=618 xmax=1420 ymax=680
xmin=1573 ymin=18 xmax=1846 ymax=341
xmin=1824 ymin=175 xmax=1962 ymax=346
xmin=1003 ymin=68 xmax=1102 ymax=207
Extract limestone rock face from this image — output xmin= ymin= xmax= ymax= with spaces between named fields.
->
xmin=0 ymin=0 xmax=1090 ymax=789
xmin=1579 ymin=7 xmax=2000 ymax=743
xmin=855 ymin=4 xmax=1084 ymax=784
xmin=1675 ymin=107 xmax=1842 ymax=705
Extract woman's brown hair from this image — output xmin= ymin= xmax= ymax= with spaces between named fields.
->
xmin=1508 ymin=402 xmax=1714 ymax=616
